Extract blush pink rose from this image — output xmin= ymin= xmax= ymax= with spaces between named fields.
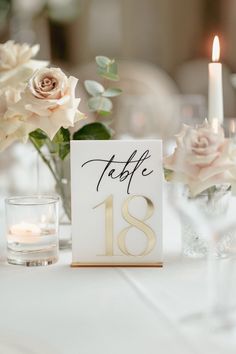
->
xmin=164 ymin=121 xmax=236 ymax=196
xmin=12 ymin=67 xmax=85 ymax=139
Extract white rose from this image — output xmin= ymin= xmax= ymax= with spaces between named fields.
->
xmin=164 ymin=121 xmax=236 ymax=196
xmin=0 ymin=86 xmax=34 ymax=151
xmin=13 ymin=67 xmax=85 ymax=139
xmin=0 ymin=40 xmax=39 ymax=71
xmin=0 ymin=41 xmax=48 ymax=89
xmin=0 ymin=117 xmax=33 ymax=151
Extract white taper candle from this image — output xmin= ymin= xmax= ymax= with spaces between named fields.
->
xmin=208 ymin=36 xmax=224 ymax=125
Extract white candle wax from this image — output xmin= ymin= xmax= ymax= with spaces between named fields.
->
xmin=211 ymin=117 xmax=219 ymax=134
xmin=208 ymin=63 xmax=223 ymax=124
xmin=208 ymin=36 xmax=224 ymax=125
xmin=9 ymin=222 xmax=41 ymax=243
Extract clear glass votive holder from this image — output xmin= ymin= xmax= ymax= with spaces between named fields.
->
xmin=5 ymin=196 xmax=59 ymax=266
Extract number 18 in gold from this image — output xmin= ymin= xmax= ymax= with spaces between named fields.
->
xmin=93 ymin=195 xmax=156 ymax=257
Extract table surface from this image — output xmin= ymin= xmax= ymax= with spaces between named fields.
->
xmin=0 ymin=193 xmax=236 ymax=354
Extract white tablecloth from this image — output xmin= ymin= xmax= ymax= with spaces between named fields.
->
xmin=0 ymin=194 xmax=236 ymax=354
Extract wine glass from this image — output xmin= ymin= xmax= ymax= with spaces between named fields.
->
xmin=168 ymin=181 xmax=236 ymax=329
xmin=166 ymin=121 xmax=236 ymax=331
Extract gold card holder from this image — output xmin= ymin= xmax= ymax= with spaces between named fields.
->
xmin=71 ymin=262 xmax=163 ymax=268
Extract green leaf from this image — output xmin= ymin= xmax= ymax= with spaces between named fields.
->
xmin=29 ymin=129 xmax=48 ymax=140
xmin=109 ymin=61 xmax=118 ymax=75
xmin=97 ymin=110 xmax=111 ymax=117
xmin=52 ymin=128 xmax=70 ymax=160
xmin=30 ymin=137 xmax=45 ymax=149
xmin=52 ymin=128 xmax=70 ymax=144
xmin=58 ymin=142 xmax=70 ymax=160
xmin=29 ymin=129 xmax=48 ymax=149
xmin=88 ymin=96 xmax=113 ymax=112
xmin=95 ymin=56 xmax=111 ymax=68
xmin=97 ymin=68 xmax=119 ymax=81
xmin=73 ymin=122 xmax=111 ymax=140
xmin=102 ymin=88 xmax=122 ymax=97
xmin=84 ymin=80 xmax=105 ymax=96
xmin=164 ymin=168 xmax=174 ymax=182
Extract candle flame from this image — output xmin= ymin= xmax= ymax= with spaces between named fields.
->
xmin=212 ymin=35 xmax=220 ymax=62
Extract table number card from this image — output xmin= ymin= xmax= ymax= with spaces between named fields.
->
xmin=71 ymin=140 xmax=163 ymax=267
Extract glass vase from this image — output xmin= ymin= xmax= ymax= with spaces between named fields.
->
xmin=181 ymin=186 xmax=233 ymax=258
xmin=36 ymin=150 xmax=71 ymax=249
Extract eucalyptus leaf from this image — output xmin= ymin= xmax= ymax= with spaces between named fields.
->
xmin=97 ymin=110 xmax=111 ymax=117
xmin=98 ymin=68 xmax=119 ymax=81
xmin=73 ymin=122 xmax=111 ymax=140
xmin=97 ymin=68 xmax=119 ymax=81
xmin=95 ymin=56 xmax=111 ymax=68
xmin=84 ymin=80 xmax=104 ymax=96
xmin=102 ymin=88 xmax=122 ymax=97
xmin=109 ymin=61 xmax=118 ymax=75
xmin=88 ymin=96 xmax=113 ymax=112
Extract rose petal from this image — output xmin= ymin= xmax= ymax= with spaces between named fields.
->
xmin=187 ymin=152 xmax=219 ymax=166
xmin=0 ymin=60 xmax=49 ymax=89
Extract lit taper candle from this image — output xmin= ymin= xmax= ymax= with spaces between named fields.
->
xmin=208 ymin=35 xmax=223 ymax=125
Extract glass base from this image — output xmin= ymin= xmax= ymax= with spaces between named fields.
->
xmin=180 ymin=308 xmax=236 ymax=332
xmin=7 ymin=257 xmax=58 ymax=266
xmin=182 ymin=222 xmax=235 ymax=258
xmin=7 ymin=247 xmax=58 ymax=267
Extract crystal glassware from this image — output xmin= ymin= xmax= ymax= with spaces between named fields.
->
xmin=5 ymin=195 xmax=59 ymax=266
xmin=180 ymin=185 xmax=232 ymax=258
xmin=168 ymin=182 xmax=236 ymax=330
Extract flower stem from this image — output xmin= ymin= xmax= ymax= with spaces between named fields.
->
xmin=29 ymin=137 xmax=71 ymax=220
xmin=29 ymin=137 xmax=60 ymax=184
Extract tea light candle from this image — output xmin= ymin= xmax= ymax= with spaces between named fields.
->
xmin=5 ymin=195 xmax=59 ymax=266
xmin=9 ymin=222 xmax=41 ymax=243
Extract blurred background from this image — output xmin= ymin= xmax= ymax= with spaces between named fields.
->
xmin=1 ymin=0 xmax=236 ymax=197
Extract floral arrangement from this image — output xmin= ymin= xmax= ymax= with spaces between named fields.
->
xmin=0 ymin=40 xmax=122 ymax=221
xmin=164 ymin=120 xmax=236 ymax=197
xmin=0 ymin=40 xmax=122 ymax=155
